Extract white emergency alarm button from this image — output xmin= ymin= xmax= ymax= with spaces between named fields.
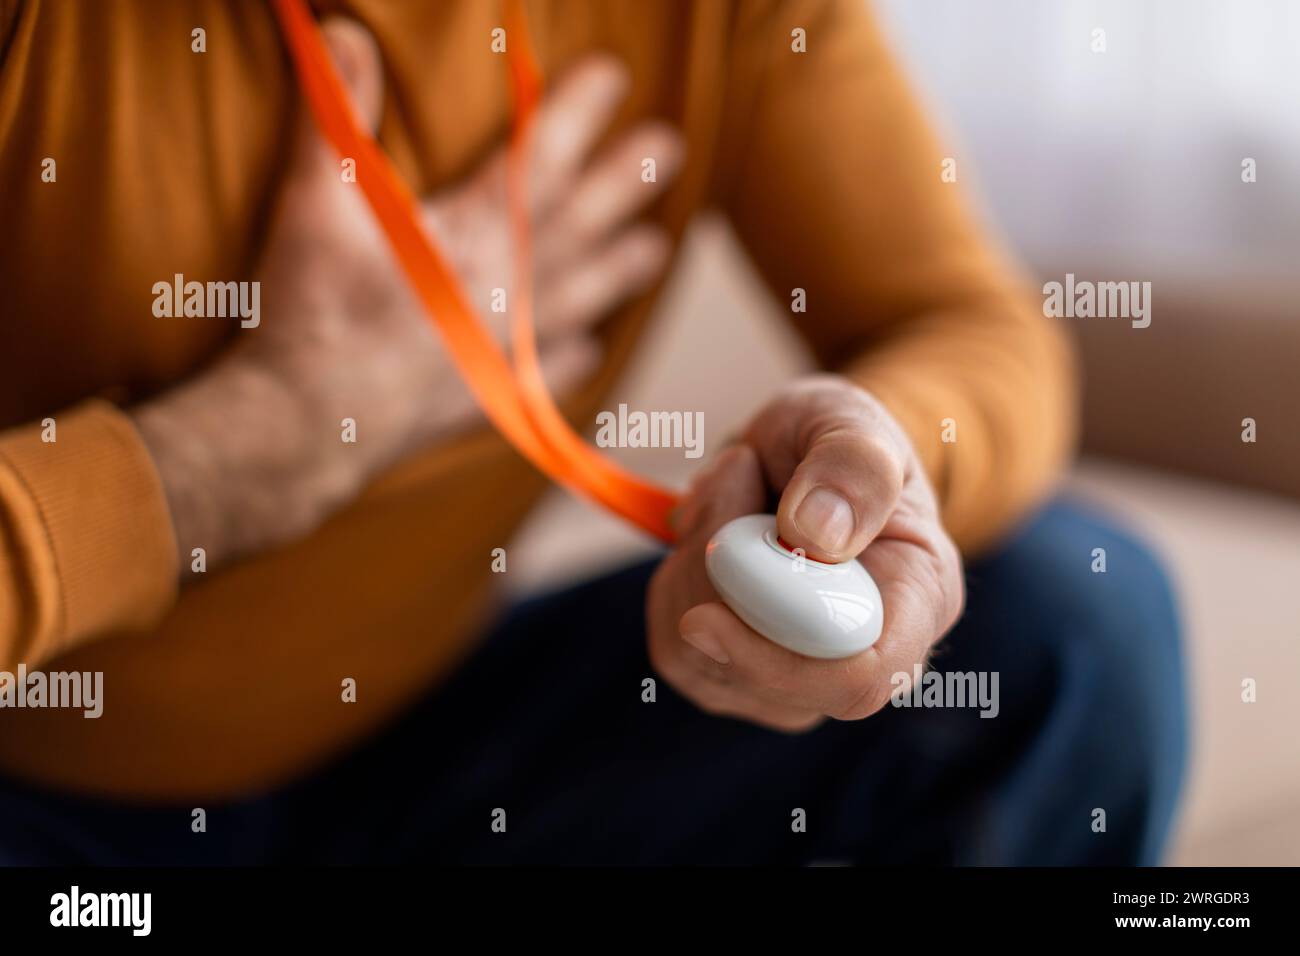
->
xmin=705 ymin=514 xmax=884 ymax=660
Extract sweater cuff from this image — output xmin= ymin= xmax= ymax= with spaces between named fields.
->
xmin=0 ymin=399 xmax=178 ymax=664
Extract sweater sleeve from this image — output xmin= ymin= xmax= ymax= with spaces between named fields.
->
xmin=0 ymin=400 xmax=178 ymax=668
xmin=714 ymin=0 xmax=1078 ymax=554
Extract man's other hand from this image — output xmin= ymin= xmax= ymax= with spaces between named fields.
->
xmin=133 ymin=18 xmax=683 ymax=572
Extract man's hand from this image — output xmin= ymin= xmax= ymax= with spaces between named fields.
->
xmin=647 ymin=376 xmax=965 ymax=732
xmin=133 ymin=19 xmax=682 ymax=572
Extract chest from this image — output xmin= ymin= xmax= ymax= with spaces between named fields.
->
xmin=0 ymin=0 xmax=687 ymax=426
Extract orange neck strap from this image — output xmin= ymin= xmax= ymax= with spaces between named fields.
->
xmin=270 ymin=0 xmax=680 ymax=542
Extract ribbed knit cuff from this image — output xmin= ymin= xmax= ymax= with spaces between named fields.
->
xmin=0 ymin=399 xmax=178 ymax=664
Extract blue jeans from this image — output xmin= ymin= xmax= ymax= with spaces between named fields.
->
xmin=0 ymin=500 xmax=1187 ymax=864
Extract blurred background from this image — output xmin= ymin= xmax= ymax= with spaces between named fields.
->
xmin=507 ymin=0 xmax=1300 ymax=864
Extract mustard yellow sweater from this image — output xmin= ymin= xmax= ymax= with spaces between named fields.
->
xmin=0 ymin=0 xmax=1075 ymax=799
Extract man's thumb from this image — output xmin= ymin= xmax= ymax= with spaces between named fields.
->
xmin=319 ymin=18 xmax=384 ymax=133
xmin=291 ymin=17 xmax=384 ymax=178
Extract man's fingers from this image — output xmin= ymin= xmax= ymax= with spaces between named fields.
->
xmin=672 ymin=444 xmax=768 ymax=544
xmin=678 ymin=601 xmax=886 ymax=717
xmin=776 ymin=426 xmax=904 ymax=562
xmin=853 ymin=536 xmax=964 ymax=690
xmin=676 ymin=531 xmax=963 ymax=722
xmin=648 ymin=596 xmax=823 ymax=733
xmin=536 ymin=335 xmax=603 ymax=397
xmin=744 ymin=380 xmax=909 ymax=563
xmin=324 ymin=19 xmax=384 ymax=132
xmin=294 ymin=19 xmax=385 ymax=181
xmin=535 ymin=226 xmax=670 ymax=339
xmin=536 ymin=121 xmax=684 ymax=275
xmin=409 ymin=334 xmax=600 ymax=446
xmin=522 ymin=55 xmax=630 ymax=218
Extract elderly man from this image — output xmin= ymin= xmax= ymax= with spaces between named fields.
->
xmin=0 ymin=0 xmax=1184 ymax=864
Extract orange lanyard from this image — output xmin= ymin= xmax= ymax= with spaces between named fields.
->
xmin=270 ymin=0 xmax=681 ymax=542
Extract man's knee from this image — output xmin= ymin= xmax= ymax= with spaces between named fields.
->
xmin=977 ymin=501 xmax=1182 ymax=696
xmin=966 ymin=501 xmax=1188 ymax=861
xmin=1037 ymin=504 xmax=1179 ymax=680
